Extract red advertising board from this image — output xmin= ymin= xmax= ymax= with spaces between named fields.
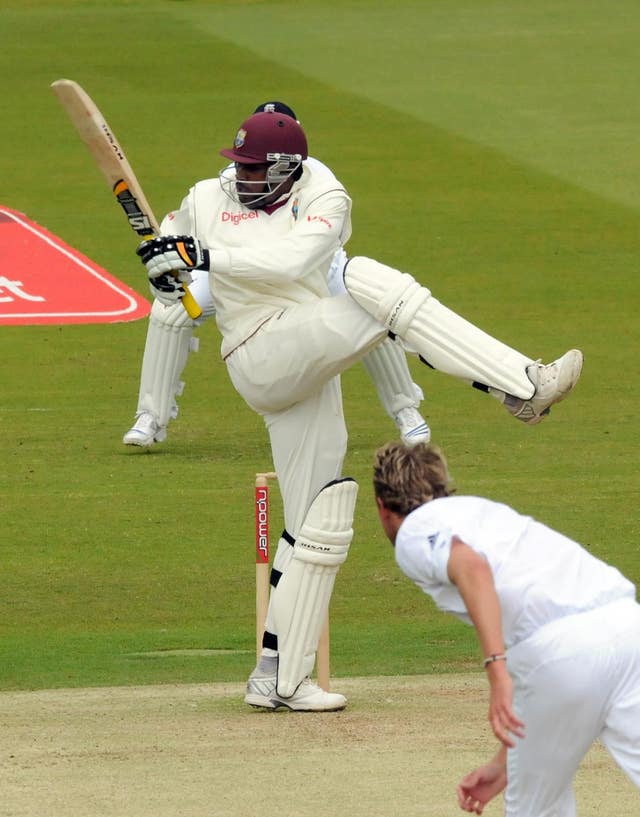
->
xmin=0 ymin=206 xmax=151 ymax=325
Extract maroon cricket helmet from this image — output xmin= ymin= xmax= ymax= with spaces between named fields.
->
xmin=220 ymin=111 xmax=308 ymax=165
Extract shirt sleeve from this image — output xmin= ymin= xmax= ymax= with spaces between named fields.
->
xmin=395 ymin=513 xmax=455 ymax=587
xmin=207 ymin=187 xmax=351 ymax=282
xmin=159 ymin=192 xmax=193 ymax=235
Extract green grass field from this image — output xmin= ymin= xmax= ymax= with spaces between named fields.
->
xmin=1 ymin=0 xmax=639 ymax=691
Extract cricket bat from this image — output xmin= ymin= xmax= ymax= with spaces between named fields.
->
xmin=50 ymin=78 xmax=202 ymax=319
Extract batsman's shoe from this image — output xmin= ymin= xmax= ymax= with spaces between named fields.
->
xmin=505 ymin=349 xmax=583 ymax=426
xmin=244 ymin=672 xmax=347 ymax=712
xmin=122 ymin=412 xmax=167 ymax=447
xmin=394 ymin=406 xmax=431 ymax=446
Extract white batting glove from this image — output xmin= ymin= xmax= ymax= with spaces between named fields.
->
xmin=136 ymin=235 xmax=210 ymax=279
xmin=149 ymin=270 xmax=193 ymax=307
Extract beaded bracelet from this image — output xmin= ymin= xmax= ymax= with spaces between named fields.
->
xmin=483 ymin=653 xmax=507 ymax=668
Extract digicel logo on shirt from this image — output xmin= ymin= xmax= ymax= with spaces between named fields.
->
xmin=221 ymin=211 xmax=260 ymax=225
xmin=0 ymin=207 xmax=150 ymax=325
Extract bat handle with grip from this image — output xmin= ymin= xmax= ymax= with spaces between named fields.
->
xmin=178 ymin=282 xmax=202 ymax=319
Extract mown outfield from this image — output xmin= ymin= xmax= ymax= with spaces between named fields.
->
xmin=1 ymin=0 xmax=639 ymax=700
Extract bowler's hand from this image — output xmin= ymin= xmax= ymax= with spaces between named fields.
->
xmin=486 ymin=663 xmax=525 ymax=747
xmin=457 ymin=759 xmax=507 ymax=814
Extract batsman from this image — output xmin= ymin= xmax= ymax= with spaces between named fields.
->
xmin=135 ymin=108 xmax=583 ymax=711
xmin=123 ymin=102 xmax=430 ymax=449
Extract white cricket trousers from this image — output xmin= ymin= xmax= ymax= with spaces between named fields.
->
xmin=505 ymin=596 xmax=640 ymax=817
xmin=225 ymin=294 xmax=386 ymax=535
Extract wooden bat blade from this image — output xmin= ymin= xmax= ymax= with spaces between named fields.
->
xmin=50 ymin=78 xmax=202 ymax=319
xmin=51 ymin=79 xmax=159 ymax=232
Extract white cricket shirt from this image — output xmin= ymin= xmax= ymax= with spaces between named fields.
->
xmin=395 ymin=495 xmax=636 ymax=647
xmin=162 ymin=162 xmax=352 ymax=358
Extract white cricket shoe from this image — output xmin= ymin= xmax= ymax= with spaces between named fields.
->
xmin=122 ymin=412 xmax=167 ymax=446
xmin=505 ymin=349 xmax=584 ymax=425
xmin=244 ymin=672 xmax=347 ymax=711
xmin=394 ymin=406 xmax=431 ymax=446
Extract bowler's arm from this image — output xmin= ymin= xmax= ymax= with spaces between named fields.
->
xmin=447 ymin=538 xmax=525 ymax=747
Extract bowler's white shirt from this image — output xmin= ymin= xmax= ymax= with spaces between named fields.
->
xmin=395 ymin=495 xmax=635 ymax=647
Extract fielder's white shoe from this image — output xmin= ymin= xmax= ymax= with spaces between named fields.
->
xmin=122 ymin=412 xmax=167 ymax=446
xmin=504 ymin=349 xmax=584 ymax=425
xmin=244 ymin=672 xmax=347 ymax=711
xmin=394 ymin=406 xmax=431 ymax=445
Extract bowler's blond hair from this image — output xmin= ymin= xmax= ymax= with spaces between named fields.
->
xmin=373 ymin=441 xmax=453 ymax=515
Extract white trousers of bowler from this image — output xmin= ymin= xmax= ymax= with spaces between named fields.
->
xmin=505 ymin=597 xmax=640 ymax=817
xmin=225 ymin=294 xmax=385 ymax=538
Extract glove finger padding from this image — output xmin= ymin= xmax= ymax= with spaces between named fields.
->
xmin=137 ymin=235 xmax=210 ymax=278
xmin=149 ymin=272 xmax=187 ymax=307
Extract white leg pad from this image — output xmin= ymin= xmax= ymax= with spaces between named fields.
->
xmin=345 ymin=257 xmax=535 ymax=399
xmin=136 ymin=299 xmax=197 ymax=428
xmin=361 ymin=335 xmax=423 ymax=418
xmin=262 ymin=534 xmax=295 ymax=645
xmin=272 ymin=478 xmax=359 ymax=698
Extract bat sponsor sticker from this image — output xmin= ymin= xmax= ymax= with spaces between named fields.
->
xmin=113 ymin=180 xmax=154 ymax=236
